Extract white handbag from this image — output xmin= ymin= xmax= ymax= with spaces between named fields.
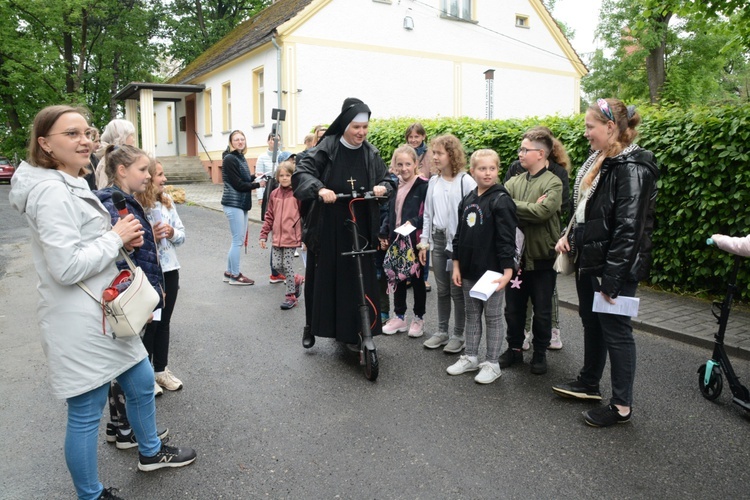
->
xmin=78 ymin=250 xmax=160 ymax=339
xmin=553 ymin=217 xmax=575 ymax=276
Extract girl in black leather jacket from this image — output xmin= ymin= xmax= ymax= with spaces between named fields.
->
xmin=551 ymin=98 xmax=658 ymax=428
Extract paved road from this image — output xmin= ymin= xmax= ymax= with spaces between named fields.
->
xmin=2 ymin=186 xmax=750 ymax=499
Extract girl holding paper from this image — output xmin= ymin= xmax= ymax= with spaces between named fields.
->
xmin=379 ymin=145 xmax=429 ymax=337
xmin=448 ymin=150 xmax=518 ymax=384
xmin=551 ymin=98 xmax=658 ymax=427
xmin=136 ymin=160 xmax=186 ymax=392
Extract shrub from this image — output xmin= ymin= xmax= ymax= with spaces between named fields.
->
xmin=369 ymin=105 xmax=750 ymax=300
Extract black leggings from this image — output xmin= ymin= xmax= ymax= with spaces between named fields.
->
xmin=142 ymin=270 xmax=180 ymax=372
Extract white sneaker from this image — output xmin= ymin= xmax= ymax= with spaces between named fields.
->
xmin=522 ymin=330 xmax=532 ymax=351
xmin=446 ymin=355 xmax=480 ymax=375
xmin=423 ymin=332 xmax=449 ymax=349
xmin=549 ymin=328 xmax=563 ymax=350
xmin=154 ymin=381 xmax=164 ymax=397
xmin=474 ymin=362 xmax=502 ymax=384
xmin=155 ymin=367 xmax=183 ymax=391
xmin=382 ymin=317 xmax=409 ymax=335
xmin=408 ymin=318 xmax=424 ymax=338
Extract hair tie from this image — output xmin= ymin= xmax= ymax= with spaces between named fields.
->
xmin=626 ymin=105 xmax=636 ymax=119
xmin=596 ymin=98 xmax=615 ymax=122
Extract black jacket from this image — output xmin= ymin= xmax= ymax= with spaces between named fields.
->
xmin=292 ymin=135 xmax=395 ymax=250
xmin=221 ymin=150 xmax=261 ymax=211
xmin=452 ymin=184 xmax=519 ymax=281
xmin=97 ymin=187 xmax=165 ymax=309
xmin=579 ymin=147 xmax=658 ymax=298
xmin=379 ymin=176 xmax=428 ymax=248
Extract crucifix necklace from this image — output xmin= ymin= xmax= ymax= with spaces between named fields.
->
xmin=347 ymin=177 xmax=356 ymax=191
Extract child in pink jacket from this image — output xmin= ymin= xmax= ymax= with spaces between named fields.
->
xmin=260 ymin=160 xmax=304 ymax=309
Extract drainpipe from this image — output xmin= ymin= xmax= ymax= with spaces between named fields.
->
xmin=271 ymin=34 xmax=282 ymax=141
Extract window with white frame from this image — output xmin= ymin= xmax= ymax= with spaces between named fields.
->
xmin=441 ymin=0 xmax=472 ymax=21
xmin=253 ymin=67 xmax=265 ymax=126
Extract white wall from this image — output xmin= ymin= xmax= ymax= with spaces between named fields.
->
xmin=158 ymin=0 xmax=583 ymax=158
xmin=284 ymin=0 xmax=581 ymax=134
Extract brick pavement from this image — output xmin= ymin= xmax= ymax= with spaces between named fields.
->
xmin=180 ymin=181 xmax=750 ymax=360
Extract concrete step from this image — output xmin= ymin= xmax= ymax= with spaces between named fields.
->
xmin=158 ymin=156 xmax=210 ymax=184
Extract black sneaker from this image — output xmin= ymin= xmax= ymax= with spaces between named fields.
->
xmin=498 ymin=348 xmax=523 ymax=368
xmin=552 ymin=379 xmax=602 ymax=400
xmin=530 ymin=351 xmax=548 ymax=375
xmin=583 ymin=404 xmax=631 ymax=427
xmin=138 ymin=441 xmax=197 ymax=471
xmin=116 ymin=427 xmax=169 ymax=450
xmin=106 ymin=422 xmax=117 ymax=443
xmin=99 ymin=487 xmax=124 ymax=499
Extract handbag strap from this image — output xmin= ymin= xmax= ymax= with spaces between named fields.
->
xmin=562 ymin=214 xmax=575 ymax=238
xmin=77 ymin=249 xmax=134 ymax=297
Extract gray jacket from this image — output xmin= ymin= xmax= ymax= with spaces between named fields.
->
xmin=9 ymin=162 xmax=147 ymax=399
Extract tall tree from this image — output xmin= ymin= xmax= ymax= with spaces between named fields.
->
xmin=584 ymin=0 xmax=750 ymax=105
xmin=163 ymin=0 xmax=270 ymax=69
xmin=0 ymin=0 xmax=162 ymax=159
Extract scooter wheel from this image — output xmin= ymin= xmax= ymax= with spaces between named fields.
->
xmin=698 ymin=363 xmax=723 ymax=401
xmin=363 ymin=348 xmax=379 ymax=382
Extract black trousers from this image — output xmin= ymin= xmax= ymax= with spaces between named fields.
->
xmin=142 ymin=269 xmax=180 ymax=372
xmin=504 ymin=267 xmax=557 ymax=352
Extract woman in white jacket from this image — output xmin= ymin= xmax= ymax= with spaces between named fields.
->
xmin=9 ymin=105 xmax=196 ymax=500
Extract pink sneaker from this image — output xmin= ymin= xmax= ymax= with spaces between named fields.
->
xmin=382 ymin=317 xmax=408 ymax=335
xmin=408 ymin=318 xmax=424 ymax=338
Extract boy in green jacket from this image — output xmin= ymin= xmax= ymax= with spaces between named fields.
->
xmin=500 ymin=128 xmax=562 ymax=375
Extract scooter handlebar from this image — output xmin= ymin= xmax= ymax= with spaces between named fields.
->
xmin=318 ymin=190 xmax=387 ymax=201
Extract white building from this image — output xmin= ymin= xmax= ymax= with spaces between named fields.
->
xmin=117 ymin=0 xmax=586 ymax=182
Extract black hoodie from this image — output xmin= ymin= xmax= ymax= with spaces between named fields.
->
xmin=453 ymin=183 xmax=519 ymax=282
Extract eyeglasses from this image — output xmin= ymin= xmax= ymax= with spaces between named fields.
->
xmin=517 ymin=147 xmax=543 ymax=155
xmin=596 ymin=98 xmax=615 ymax=122
xmin=47 ymin=128 xmax=98 ymax=142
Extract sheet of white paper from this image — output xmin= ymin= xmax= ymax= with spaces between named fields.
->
xmin=150 ymin=209 xmax=168 ymax=248
xmin=592 ymin=294 xmax=640 ymax=317
xmin=151 ymin=308 xmax=162 ymax=322
xmin=394 ymin=224 xmax=416 ymax=236
xmin=469 ymin=270 xmax=503 ymax=301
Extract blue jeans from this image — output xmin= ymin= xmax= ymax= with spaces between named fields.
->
xmin=224 ymin=206 xmax=248 ymax=276
xmin=576 ymin=271 xmax=638 ymax=407
xmin=65 ymin=358 xmax=160 ymax=500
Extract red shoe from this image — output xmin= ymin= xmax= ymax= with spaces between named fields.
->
xmin=229 ymin=274 xmax=254 ymax=286
xmin=269 ymin=273 xmax=286 ymax=284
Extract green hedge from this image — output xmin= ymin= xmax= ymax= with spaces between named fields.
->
xmin=368 ymin=105 xmax=750 ymax=300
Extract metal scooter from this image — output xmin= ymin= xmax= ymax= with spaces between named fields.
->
xmin=333 ymin=188 xmax=386 ymax=381
xmin=697 ymin=238 xmax=750 ymax=412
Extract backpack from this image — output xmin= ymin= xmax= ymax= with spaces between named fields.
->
xmin=383 ymin=233 xmax=420 ymax=294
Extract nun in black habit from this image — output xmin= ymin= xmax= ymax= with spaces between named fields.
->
xmin=293 ymin=98 xmax=396 ymax=349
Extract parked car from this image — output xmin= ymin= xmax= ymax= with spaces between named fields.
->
xmin=0 ymin=156 xmax=15 ymax=182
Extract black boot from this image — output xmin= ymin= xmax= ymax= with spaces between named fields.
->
xmin=302 ymin=325 xmax=315 ymax=349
